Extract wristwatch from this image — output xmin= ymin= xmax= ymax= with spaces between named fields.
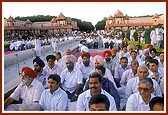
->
xmin=74 ymin=94 xmax=78 ymax=97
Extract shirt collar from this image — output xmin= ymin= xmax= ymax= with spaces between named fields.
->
xmin=49 ymin=87 xmax=61 ymax=95
xmin=85 ymin=88 xmax=104 ymax=98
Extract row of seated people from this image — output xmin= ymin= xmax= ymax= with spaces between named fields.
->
xmin=4 ymin=44 xmax=164 ymax=111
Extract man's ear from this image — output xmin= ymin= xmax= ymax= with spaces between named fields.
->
xmin=151 ymin=87 xmax=154 ymax=93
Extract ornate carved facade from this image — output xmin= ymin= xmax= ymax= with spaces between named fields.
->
xmin=105 ymin=10 xmax=164 ymax=32
xmin=4 ymin=12 xmax=79 ymax=39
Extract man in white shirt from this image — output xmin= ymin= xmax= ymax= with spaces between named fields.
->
xmin=114 ymin=57 xmax=131 ymax=88
xmin=150 ymin=28 xmax=157 ymax=46
xmin=91 ymin=55 xmax=117 ymax=89
xmin=50 ymin=36 xmax=57 ymax=52
xmin=120 ymin=60 xmax=139 ymax=88
xmin=77 ymin=45 xmax=93 ymax=65
xmin=60 ymin=55 xmax=83 ymax=102
xmin=34 ymin=37 xmax=42 ymax=57
xmin=130 ymin=27 xmax=136 ymax=41
xmin=61 ymin=49 xmax=72 ymax=69
xmin=110 ymin=48 xmax=119 ymax=76
xmin=44 ymin=55 xmax=62 ymax=75
xmin=53 ymin=52 xmax=64 ymax=69
xmin=125 ymin=65 xmax=162 ymax=100
xmin=158 ymin=52 xmax=164 ymax=68
xmin=4 ymin=67 xmax=44 ymax=111
xmin=77 ymin=52 xmax=94 ymax=85
xmin=39 ymin=74 xmax=68 ymax=111
xmin=148 ymin=59 xmax=164 ymax=84
xmin=149 ymin=48 xmax=159 ymax=60
xmin=155 ymin=24 xmax=164 ymax=48
xmin=126 ymin=77 xmax=155 ymax=111
xmin=76 ymin=72 xmax=117 ymax=111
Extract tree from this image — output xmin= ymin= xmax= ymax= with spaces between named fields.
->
xmin=72 ymin=18 xmax=94 ymax=32
xmin=15 ymin=15 xmax=55 ymax=22
xmin=95 ymin=17 xmax=107 ymax=30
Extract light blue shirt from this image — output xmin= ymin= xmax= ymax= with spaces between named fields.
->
xmin=114 ymin=64 xmax=131 ymax=79
xmin=35 ymin=70 xmax=49 ymax=89
xmin=77 ymin=61 xmax=94 ymax=79
xmin=39 ymin=87 xmax=68 ymax=111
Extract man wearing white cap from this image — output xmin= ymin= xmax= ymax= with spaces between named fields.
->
xmin=77 ymin=45 xmax=93 ymax=65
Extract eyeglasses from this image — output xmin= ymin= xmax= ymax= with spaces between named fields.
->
xmin=137 ymin=87 xmax=150 ymax=92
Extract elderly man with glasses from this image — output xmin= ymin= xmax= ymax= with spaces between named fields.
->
xmin=126 ymin=77 xmax=156 ymax=111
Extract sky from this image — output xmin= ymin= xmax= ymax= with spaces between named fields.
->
xmin=2 ymin=2 xmax=165 ymax=25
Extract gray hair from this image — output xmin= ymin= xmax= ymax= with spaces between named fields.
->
xmin=137 ymin=65 xmax=149 ymax=74
xmin=139 ymin=77 xmax=153 ymax=89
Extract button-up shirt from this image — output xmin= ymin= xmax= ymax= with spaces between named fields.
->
xmin=83 ymin=78 xmax=120 ymax=110
xmin=10 ymin=79 xmax=44 ymax=104
xmin=76 ymin=89 xmax=117 ymax=111
xmin=126 ymin=92 xmax=155 ymax=111
xmin=44 ymin=64 xmax=62 ymax=76
xmin=120 ymin=69 xmax=137 ymax=87
xmin=77 ymin=61 xmax=94 ymax=79
xmin=35 ymin=70 xmax=49 ymax=89
xmin=125 ymin=77 xmax=162 ymax=99
xmin=114 ymin=64 xmax=131 ymax=79
xmin=39 ymin=87 xmax=68 ymax=111
xmin=60 ymin=67 xmax=83 ymax=93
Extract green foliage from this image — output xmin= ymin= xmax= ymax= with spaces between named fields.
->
xmin=95 ymin=17 xmax=107 ymax=30
xmin=123 ymin=29 xmax=130 ymax=40
xmin=72 ymin=18 xmax=94 ymax=32
xmin=121 ymin=27 xmax=155 ymax=43
xmin=15 ymin=15 xmax=94 ymax=32
xmin=128 ymin=41 xmax=164 ymax=55
xmin=144 ymin=27 xmax=153 ymax=44
xmin=4 ymin=43 xmax=10 ymax=49
xmin=133 ymin=31 xmax=138 ymax=41
xmin=15 ymin=15 xmax=55 ymax=22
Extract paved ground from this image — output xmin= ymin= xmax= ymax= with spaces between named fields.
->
xmin=3 ymin=41 xmax=79 ymax=94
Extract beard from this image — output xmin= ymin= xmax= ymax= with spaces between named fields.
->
xmin=34 ymin=67 xmax=42 ymax=73
xmin=105 ymin=58 xmax=111 ymax=62
xmin=83 ymin=61 xmax=90 ymax=67
xmin=67 ymin=65 xmax=74 ymax=71
xmin=21 ymin=78 xmax=30 ymax=86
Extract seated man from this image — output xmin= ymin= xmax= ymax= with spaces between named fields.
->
xmin=126 ymin=78 xmax=155 ymax=111
xmin=89 ymin=94 xmax=110 ymax=111
xmin=149 ymin=96 xmax=164 ymax=111
xmin=84 ymin=66 xmax=120 ymax=110
xmin=60 ymin=55 xmax=83 ymax=102
xmin=39 ymin=74 xmax=68 ymax=111
xmin=76 ymin=72 xmax=117 ymax=111
xmin=4 ymin=67 xmax=44 ymax=111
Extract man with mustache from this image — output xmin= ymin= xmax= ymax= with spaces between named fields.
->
xmin=4 ymin=67 xmax=44 ymax=111
xmin=33 ymin=56 xmax=49 ymax=89
xmin=77 ymin=52 xmax=94 ymax=85
xmin=60 ymin=55 xmax=83 ymax=103
xmin=76 ymin=72 xmax=117 ymax=111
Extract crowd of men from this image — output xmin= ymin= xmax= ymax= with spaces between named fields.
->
xmin=4 ymin=28 xmax=164 ymax=111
